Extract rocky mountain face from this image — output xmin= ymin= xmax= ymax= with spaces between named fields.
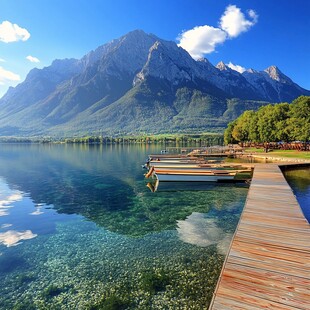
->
xmin=0 ymin=29 xmax=309 ymax=136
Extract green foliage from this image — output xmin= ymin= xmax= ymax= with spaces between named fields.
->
xmin=224 ymin=96 xmax=310 ymax=143
xmin=287 ymin=96 xmax=310 ymax=141
xmin=224 ymin=120 xmax=237 ymax=144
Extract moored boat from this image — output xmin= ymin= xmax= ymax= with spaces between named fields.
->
xmin=154 ymin=170 xmax=236 ymax=182
xmin=144 ymin=154 xmax=253 ymax=182
xmin=145 ymin=166 xmax=237 ymax=182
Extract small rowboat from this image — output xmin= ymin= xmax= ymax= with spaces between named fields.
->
xmin=145 ymin=166 xmax=237 ymax=182
xmin=154 ymin=170 xmax=236 ymax=182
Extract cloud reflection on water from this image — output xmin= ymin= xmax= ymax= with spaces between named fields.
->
xmin=0 ymin=190 xmax=23 ymax=217
xmin=0 ymin=229 xmax=37 ymax=247
xmin=30 ymin=207 xmax=44 ymax=215
xmin=0 ymin=223 xmax=12 ymax=229
xmin=177 ymin=212 xmax=233 ymax=255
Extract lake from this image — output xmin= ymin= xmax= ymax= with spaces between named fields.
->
xmin=282 ymin=166 xmax=310 ymax=223
xmin=0 ymin=144 xmax=250 ymax=309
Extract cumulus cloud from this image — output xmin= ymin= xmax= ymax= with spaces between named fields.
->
xmin=226 ymin=62 xmax=246 ymax=73
xmin=0 ymin=66 xmax=20 ymax=85
xmin=26 ymin=55 xmax=40 ymax=63
xmin=178 ymin=26 xmax=227 ymax=59
xmin=220 ymin=5 xmax=258 ymax=38
xmin=0 ymin=20 xmax=30 ymax=43
xmin=177 ymin=4 xmax=258 ymax=59
xmin=0 ymin=230 xmax=37 ymax=247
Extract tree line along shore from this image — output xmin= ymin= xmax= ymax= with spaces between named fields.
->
xmin=224 ymin=96 xmax=309 ymax=145
xmin=0 ymin=133 xmax=224 ymax=146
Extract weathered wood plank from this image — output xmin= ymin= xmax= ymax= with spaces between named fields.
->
xmin=214 ymin=287 xmax=301 ymax=310
xmin=209 ymin=164 xmax=310 ymax=310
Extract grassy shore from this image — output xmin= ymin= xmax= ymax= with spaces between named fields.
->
xmin=244 ymin=148 xmax=310 ymax=160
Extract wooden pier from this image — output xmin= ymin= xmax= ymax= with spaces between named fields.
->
xmin=209 ymin=164 xmax=310 ymax=309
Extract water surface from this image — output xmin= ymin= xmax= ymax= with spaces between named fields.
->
xmin=0 ymin=144 xmax=248 ymax=309
xmin=283 ymin=166 xmax=310 ymax=223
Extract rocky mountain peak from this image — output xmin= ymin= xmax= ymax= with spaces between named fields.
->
xmin=216 ymin=61 xmax=229 ymax=71
xmin=264 ymin=65 xmax=293 ymax=84
xmin=246 ymin=68 xmax=257 ymax=74
xmin=134 ymin=39 xmax=197 ymax=85
xmin=264 ymin=65 xmax=281 ymax=81
xmin=197 ymin=57 xmax=211 ymax=64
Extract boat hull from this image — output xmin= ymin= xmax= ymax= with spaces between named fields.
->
xmin=155 ymin=173 xmax=235 ymax=182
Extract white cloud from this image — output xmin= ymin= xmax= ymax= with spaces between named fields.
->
xmin=0 ymin=66 xmax=20 ymax=85
xmin=248 ymin=9 xmax=258 ymax=20
xmin=0 ymin=20 xmax=30 ymax=43
xmin=177 ymin=5 xmax=258 ymax=59
xmin=0 ymin=230 xmax=37 ymax=247
xmin=178 ymin=25 xmax=227 ymax=59
xmin=0 ymin=58 xmax=5 ymax=62
xmin=26 ymin=55 xmax=40 ymax=63
xmin=219 ymin=5 xmax=258 ymax=38
xmin=226 ymin=62 xmax=246 ymax=73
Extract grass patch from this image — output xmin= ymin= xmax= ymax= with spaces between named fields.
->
xmin=244 ymin=148 xmax=310 ymax=159
xmin=243 ymin=147 xmax=265 ymax=153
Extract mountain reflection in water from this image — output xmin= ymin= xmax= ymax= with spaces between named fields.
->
xmin=0 ymin=144 xmax=248 ymax=237
xmin=0 ymin=144 xmax=248 ymax=309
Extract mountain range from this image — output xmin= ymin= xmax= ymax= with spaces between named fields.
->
xmin=0 ymin=29 xmax=309 ymax=136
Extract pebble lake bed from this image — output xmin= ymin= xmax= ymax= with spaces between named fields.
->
xmin=0 ymin=144 xmax=248 ymax=309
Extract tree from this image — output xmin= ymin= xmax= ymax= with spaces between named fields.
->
xmin=223 ymin=96 xmax=310 ymax=144
xmin=288 ymin=96 xmax=310 ymax=141
xmin=224 ymin=120 xmax=238 ymax=144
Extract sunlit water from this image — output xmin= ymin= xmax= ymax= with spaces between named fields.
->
xmin=0 ymin=144 xmax=249 ymax=309
xmin=282 ymin=166 xmax=310 ymax=223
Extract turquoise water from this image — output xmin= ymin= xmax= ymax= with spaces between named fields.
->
xmin=0 ymin=144 xmax=248 ymax=309
xmin=283 ymin=166 xmax=310 ymax=223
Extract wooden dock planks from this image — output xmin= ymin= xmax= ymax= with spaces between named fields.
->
xmin=209 ymin=164 xmax=310 ymax=310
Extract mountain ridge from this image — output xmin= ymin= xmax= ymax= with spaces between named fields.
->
xmin=0 ymin=29 xmax=309 ymax=136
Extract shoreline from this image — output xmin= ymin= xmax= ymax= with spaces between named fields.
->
xmin=239 ymin=153 xmax=310 ymax=164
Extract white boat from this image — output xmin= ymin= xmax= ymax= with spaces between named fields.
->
xmin=149 ymin=163 xmax=217 ymax=169
xmin=147 ymin=158 xmax=223 ymax=168
xmin=155 ymin=170 xmax=236 ymax=182
xmin=148 ymin=162 xmax=246 ymax=169
xmin=148 ymin=155 xmax=200 ymax=161
xmin=145 ymin=166 xmax=237 ymax=182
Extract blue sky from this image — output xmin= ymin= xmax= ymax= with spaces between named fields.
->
xmin=0 ymin=0 xmax=309 ymax=98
